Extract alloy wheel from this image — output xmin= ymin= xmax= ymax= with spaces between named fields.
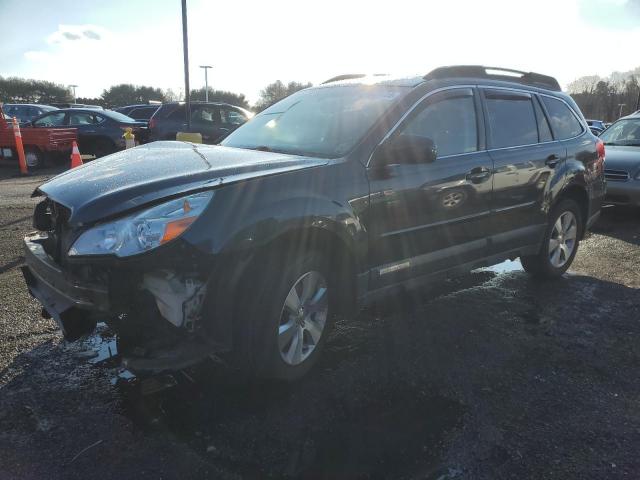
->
xmin=278 ymin=271 xmax=328 ymax=366
xmin=549 ymin=211 xmax=577 ymax=268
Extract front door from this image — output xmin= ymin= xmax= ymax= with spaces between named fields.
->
xmin=366 ymin=87 xmax=494 ymax=289
xmin=190 ymin=105 xmax=225 ymax=144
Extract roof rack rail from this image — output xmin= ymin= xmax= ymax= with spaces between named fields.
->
xmin=322 ymin=74 xmax=367 ymax=84
xmin=424 ymin=66 xmax=561 ymax=91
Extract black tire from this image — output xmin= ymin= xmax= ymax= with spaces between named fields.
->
xmin=24 ymin=146 xmax=43 ymax=170
xmin=234 ymin=250 xmax=334 ymax=381
xmin=90 ymin=138 xmax=115 ymax=158
xmin=521 ymin=199 xmax=582 ymax=279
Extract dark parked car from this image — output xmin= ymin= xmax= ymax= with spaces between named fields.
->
xmin=148 ymin=101 xmax=251 ymax=143
xmin=49 ymin=103 xmax=103 ymax=110
xmin=114 ymin=104 xmax=160 ymax=121
xmin=26 ymin=108 xmax=148 ymax=157
xmin=2 ymin=103 xmax=58 ymax=123
xmin=586 ymin=119 xmax=606 ymax=135
xmin=22 ymin=66 xmax=605 ymax=382
xmin=600 ymin=113 xmax=640 ymax=206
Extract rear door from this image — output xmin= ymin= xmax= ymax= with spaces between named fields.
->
xmin=366 ymin=87 xmax=494 ymax=289
xmin=481 ymin=88 xmax=566 ymax=253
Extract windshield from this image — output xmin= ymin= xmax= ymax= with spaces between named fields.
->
xmin=599 ymin=118 xmax=640 ymax=146
xmin=221 ymin=85 xmax=406 ymax=158
xmin=102 ymin=110 xmax=139 ymax=123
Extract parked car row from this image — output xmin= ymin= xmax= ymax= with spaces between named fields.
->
xmin=0 ymin=100 xmax=252 ymax=167
xmin=21 ymin=66 xmax=607 ymax=382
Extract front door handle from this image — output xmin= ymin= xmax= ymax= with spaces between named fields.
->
xmin=546 ymin=154 xmax=561 ymax=168
xmin=466 ymin=167 xmax=491 ymax=183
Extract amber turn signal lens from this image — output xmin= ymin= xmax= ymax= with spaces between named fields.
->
xmin=160 ymin=217 xmax=196 ymax=244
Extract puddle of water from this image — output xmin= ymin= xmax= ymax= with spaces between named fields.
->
xmin=482 ymin=259 xmax=523 ymax=274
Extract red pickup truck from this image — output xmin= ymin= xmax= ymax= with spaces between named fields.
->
xmin=0 ymin=105 xmax=77 ymax=169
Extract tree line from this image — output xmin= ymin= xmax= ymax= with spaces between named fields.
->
xmin=568 ymin=66 xmax=640 ymax=121
xmin=0 ymin=76 xmax=311 ymax=113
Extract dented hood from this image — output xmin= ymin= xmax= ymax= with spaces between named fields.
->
xmin=36 ymin=141 xmax=327 ymax=225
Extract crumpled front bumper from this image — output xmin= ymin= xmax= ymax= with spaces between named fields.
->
xmin=22 ymin=232 xmax=109 ymax=340
xmin=21 ymin=232 xmax=215 ymax=374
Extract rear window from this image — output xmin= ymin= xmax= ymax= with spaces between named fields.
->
xmin=485 ymin=91 xmax=538 ymax=148
xmin=541 ymin=96 xmax=583 ymax=140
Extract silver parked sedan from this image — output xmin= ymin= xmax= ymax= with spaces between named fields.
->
xmin=601 ymin=114 xmax=640 ymax=206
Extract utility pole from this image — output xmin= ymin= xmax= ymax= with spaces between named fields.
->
xmin=69 ymin=84 xmax=78 ymax=103
xmin=181 ymin=0 xmax=191 ymax=130
xmin=200 ymin=65 xmax=212 ymax=102
xmin=618 ymin=103 xmax=626 ymax=119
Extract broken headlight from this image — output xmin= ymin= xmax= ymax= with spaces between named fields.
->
xmin=68 ymin=191 xmax=214 ymax=257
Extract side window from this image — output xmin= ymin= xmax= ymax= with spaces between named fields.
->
xmin=68 ymin=112 xmax=96 ymax=125
xmin=533 ymin=96 xmax=553 ymax=142
xmin=222 ymin=109 xmax=247 ymax=126
xmin=191 ymin=105 xmax=219 ymax=125
xmin=541 ymin=96 xmax=583 ymax=140
xmin=484 ymin=90 xmax=538 ymax=148
xmin=33 ymin=112 xmax=66 ymax=126
xmin=399 ymin=90 xmax=478 ymax=157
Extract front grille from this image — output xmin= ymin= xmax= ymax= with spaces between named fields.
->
xmin=604 ymin=169 xmax=630 ymax=181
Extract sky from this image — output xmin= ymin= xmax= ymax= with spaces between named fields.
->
xmin=1 ymin=0 xmax=640 ymax=103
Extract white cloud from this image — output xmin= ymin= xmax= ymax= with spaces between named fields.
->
xmin=47 ymin=24 xmax=107 ymax=44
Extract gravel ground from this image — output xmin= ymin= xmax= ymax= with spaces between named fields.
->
xmin=0 ymin=164 xmax=639 ymax=479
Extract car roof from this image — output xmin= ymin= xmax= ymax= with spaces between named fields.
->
xmin=3 ymin=103 xmax=57 ymax=109
xmin=318 ymin=66 xmax=563 ymax=94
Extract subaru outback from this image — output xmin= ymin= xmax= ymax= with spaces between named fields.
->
xmin=22 ymin=66 xmax=606 ymax=381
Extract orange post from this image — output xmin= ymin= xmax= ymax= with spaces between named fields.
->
xmin=12 ymin=117 xmax=28 ymax=175
xmin=70 ymin=141 xmax=83 ymax=168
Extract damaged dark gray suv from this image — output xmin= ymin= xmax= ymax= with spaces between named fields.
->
xmin=22 ymin=66 xmax=606 ymax=381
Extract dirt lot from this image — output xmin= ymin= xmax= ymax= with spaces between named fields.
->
xmin=0 ymin=164 xmax=639 ymax=479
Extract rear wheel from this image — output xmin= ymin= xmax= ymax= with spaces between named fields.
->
xmin=24 ymin=146 xmax=43 ymax=170
xmin=90 ymin=138 xmax=115 ymax=158
xmin=234 ymin=251 xmax=333 ymax=381
xmin=521 ymin=199 xmax=582 ymax=278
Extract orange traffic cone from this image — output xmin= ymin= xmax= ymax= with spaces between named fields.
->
xmin=12 ymin=117 xmax=28 ymax=175
xmin=70 ymin=141 xmax=83 ymax=169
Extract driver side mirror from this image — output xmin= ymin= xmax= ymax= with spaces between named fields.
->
xmin=373 ymin=134 xmax=437 ymax=166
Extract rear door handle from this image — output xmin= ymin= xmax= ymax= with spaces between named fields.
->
xmin=546 ymin=154 xmax=561 ymax=167
xmin=466 ymin=167 xmax=491 ymax=182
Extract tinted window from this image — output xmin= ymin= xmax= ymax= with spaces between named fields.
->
xmin=33 ymin=112 xmax=66 ymax=126
xmin=191 ymin=105 xmax=219 ymax=125
xmin=533 ymin=97 xmax=553 ymax=142
xmin=129 ymin=107 xmax=157 ymax=120
xmin=400 ymin=91 xmax=478 ymax=157
xmin=222 ymin=109 xmax=247 ymax=126
xmin=541 ymin=96 xmax=583 ymax=140
xmin=68 ymin=112 xmax=97 ymax=125
xmin=485 ymin=91 xmax=538 ymax=148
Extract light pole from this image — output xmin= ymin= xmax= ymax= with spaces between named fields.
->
xmin=618 ymin=103 xmax=626 ymax=119
xmin=200 ymin=65 xmax=212 ymax=102
xmin=69 ymin=84 xmax=78 ymax=103
xmin=181 ymin=0 xmax=191 ymax=130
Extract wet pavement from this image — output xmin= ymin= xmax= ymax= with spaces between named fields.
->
xmin=0 ymin=165 xmax=639 ymax=479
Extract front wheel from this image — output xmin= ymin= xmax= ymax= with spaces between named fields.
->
xmin=235 ymin=251 xmax=333 ymax=381
xmin=521 ymin=199 xmax=582 ymax=278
